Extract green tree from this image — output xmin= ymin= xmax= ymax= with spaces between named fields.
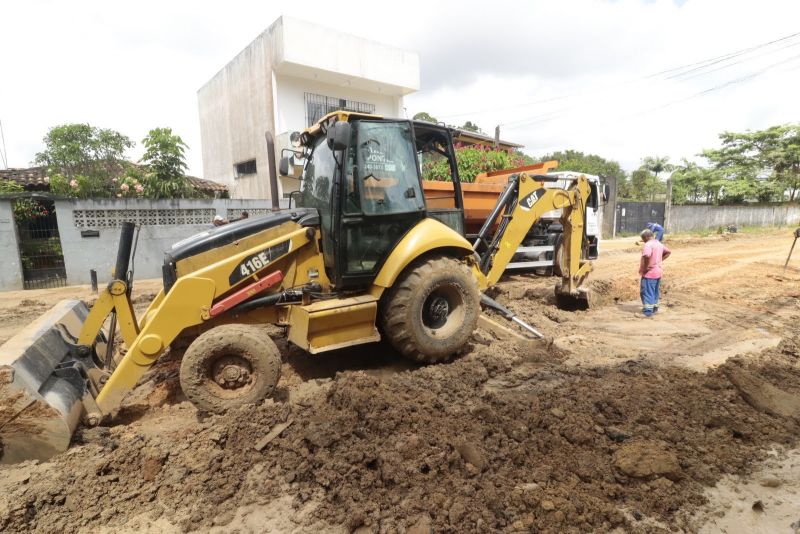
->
xmin=538 ymin=150 xmax=625 ymax=180
xmin=641 ymin=156 xmax=674 ymax=179
xmin=626 ymin=169 xmax=666 ymax=201
xmin=701 ymin=142 xmax=761 ymax=205
xmin=35 ymin=124 xmax=133 ymax=193
xmin=412 ymin=112 xmax=439 ymax=124
xmin=628 ymin=157 xmax=671 ymax=201
xmin=736 ymin=124 xmax=800 ymax=201
xmin=537 ymin=149 xmax=626 ymax=196
xmin=139 ymin=128 xmax=191 ymax=199
xmin=670 ymin=159 xmax=712 ymax=204
xmin=700 ymin=124 xmax=800 ymax=203
xmin=459 ymin=121 xmax=484 ymax=134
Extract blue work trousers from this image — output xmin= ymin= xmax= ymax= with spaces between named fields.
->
xmin=640 ymin=277 xmax=661 ymax=316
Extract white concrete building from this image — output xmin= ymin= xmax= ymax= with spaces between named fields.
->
xmin=198 ymin=16 xmax=420 ymax=199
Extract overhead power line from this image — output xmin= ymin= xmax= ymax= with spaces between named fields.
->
xmin=650 ymin=30 xmax=800 ymax=79
xmin=437 ymin=30 xmax=800 ymax=122
xmin=667 ymin=40 xmax=800 ymax=82
xmin=634 ymin=52 xmax=800 ymax=117
xmin=503 ymin=51 xmax=800 ymax=132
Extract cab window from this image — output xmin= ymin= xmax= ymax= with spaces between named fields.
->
xmin=298 ymin=134 xmax=336 ymax=267
xmin=346 ymin=121 xmax=424 ymax=216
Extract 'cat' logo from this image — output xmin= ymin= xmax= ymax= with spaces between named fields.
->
xmin=520 ymin=188 xmax=547 ymax=211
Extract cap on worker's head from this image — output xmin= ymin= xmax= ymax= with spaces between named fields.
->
xmin=646 ymin=222 xmax=655 ymax=229
xmin=214 ymin=215 xmax=223 ymax=222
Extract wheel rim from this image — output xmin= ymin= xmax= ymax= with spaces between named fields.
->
xmin=421 ymin=284 xmax=465 ymax=337
xmin=207 ymin=354 xmax=255 ymax=399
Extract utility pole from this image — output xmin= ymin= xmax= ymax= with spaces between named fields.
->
xmin=494 ymin=125 xmax=500 ymax=149
xmin=664 ymin=179 xmax=673 ymax=231
xmin=0 ymin=119 xmax=8 ymax=169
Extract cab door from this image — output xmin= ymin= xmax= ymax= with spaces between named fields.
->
xmin=298 ymin=132 xmax=338 ymax=275
xmin=335 ymin=120 xmax=427 ymax=289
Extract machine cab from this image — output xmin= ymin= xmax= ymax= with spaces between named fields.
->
xmin=295 ymin=112 xmax=448 ymax=289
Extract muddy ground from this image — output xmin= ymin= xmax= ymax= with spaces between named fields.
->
xmin=1 ymin=229 xmax=799 ymax=533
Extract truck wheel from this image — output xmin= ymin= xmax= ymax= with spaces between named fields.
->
xmin=179 ymin=324 xmax=281 ymax=413
xmin=382 ymin=256 xmax=480 ymax=363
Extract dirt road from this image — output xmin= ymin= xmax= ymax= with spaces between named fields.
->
xmin=1 ymin=229 xmax=799 ymax=533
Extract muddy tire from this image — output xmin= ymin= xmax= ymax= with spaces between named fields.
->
xmin=381 ymin=255 xmax=480 ymax=363
xmin=179 ymin=324 xmax=281 ymax=413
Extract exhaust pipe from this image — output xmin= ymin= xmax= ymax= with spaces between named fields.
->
xmin=264 ymin=131 xmax=280 ymax=210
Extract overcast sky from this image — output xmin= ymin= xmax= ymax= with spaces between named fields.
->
xmin=1 ymin=0 xmax=799 ymax=175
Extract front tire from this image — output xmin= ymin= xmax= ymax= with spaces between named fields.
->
xmin=381 ymin=255 xmax=480 ymax=363
xmin=179 ymin=324 xmax=281 ymax=413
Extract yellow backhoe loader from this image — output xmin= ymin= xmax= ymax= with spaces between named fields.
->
xmin=0 ymin=112 xmax=595 ymax=463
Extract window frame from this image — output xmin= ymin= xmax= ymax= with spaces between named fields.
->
xmin=346 ymin=119 xmax=427 ymax=217
xmin=304 ymin=92 xmax=376 ymax=127
xmin=233 ymin=159 xmax=257 ymax=179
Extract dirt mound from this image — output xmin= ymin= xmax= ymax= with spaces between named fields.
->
xmin=2 ymin=331 xmax=800 ymax=533
xmin=1 ymin=232 xmax=798 ymax=533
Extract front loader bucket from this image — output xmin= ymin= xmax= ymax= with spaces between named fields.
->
xmin=0 ymin=300 xmax=103 ymax=464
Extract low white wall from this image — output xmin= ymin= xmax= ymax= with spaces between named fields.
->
xmin=0 ymin=200 xmax=24 ymax=290
xmin=670 ymin=203 xmax=800 ymax=232
xmin=54 ymin=198 xmax=289 ymax=286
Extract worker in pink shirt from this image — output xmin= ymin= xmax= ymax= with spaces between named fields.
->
xmin=639 ymin=228 xmax=671 ymax=317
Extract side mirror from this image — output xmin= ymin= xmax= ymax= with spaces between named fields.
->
xmin=327 ymin=121 xmax=351 ymax=151
xmin=603 ymin=183 xmax=611 ymax=203
xmin=279 ymin=156 xmax=290 ymax=176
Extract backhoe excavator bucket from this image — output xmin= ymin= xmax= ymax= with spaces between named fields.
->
xmin=555 ymin=284 xmax=591 ymax=311
xmin=0 ymin=300 xmax=105 ymax=464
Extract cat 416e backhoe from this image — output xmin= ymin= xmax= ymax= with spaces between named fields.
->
xmin=0 ymin=112 xmax=601 ymax=464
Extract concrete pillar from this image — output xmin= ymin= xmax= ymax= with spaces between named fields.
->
xmin=0 ymin=199 xmax=24 ymax=290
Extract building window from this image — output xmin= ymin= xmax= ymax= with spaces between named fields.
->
xmin=304 ymin=92 xmax=375 ymax=127
xmin=234 ymin=159 xmax=257 ymax=178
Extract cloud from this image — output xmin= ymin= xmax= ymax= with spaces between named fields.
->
xmin=403 ymin=0 xmax=800 ymax=169
xmin=1 ymin=0 xmax=799 ymax=177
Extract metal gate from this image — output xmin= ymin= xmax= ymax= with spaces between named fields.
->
xmin=615 ymin=201 xmax=665 ymax=236
xmin=14 ymin=199 xmax=68 ymax=289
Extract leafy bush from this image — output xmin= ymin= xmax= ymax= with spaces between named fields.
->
xmin=422 ymin=146 xmax=530 ymax=183
xmin=0 ymin=180 xmax=23 ymax=195
xmin=49 ymin=172 xmax=118 ymax=198
xmin=0 ymin=180 xmax=49 ymax=221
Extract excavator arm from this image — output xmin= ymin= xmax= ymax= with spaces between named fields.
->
xmin=472 ymin=172 xmax=593 ymax=303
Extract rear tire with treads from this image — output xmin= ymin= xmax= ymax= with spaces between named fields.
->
xmin=381 ymin=256 xmax=480 ymax=363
